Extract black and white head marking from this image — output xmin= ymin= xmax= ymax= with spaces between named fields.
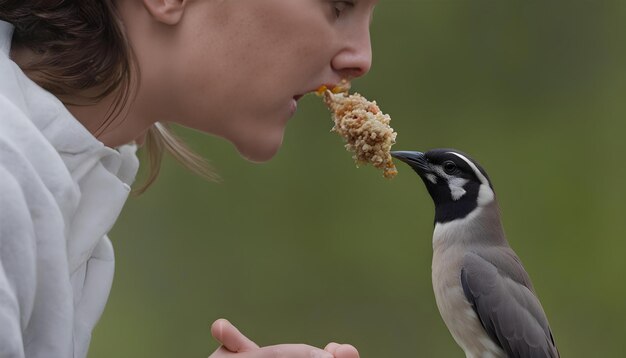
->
xmin=447 ymin=151 xmax=494 ymax=206
xmin=391 ymin=149 xmax=495 ymax=224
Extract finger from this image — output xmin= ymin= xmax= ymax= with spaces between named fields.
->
xmin=334 ymin=344 xmax=359 ymax=358
xmin=210 ymin=318 xmax=259 ymax=352
xmin=324 ymin=342 xmax=341 ymax=354
xmin=208 ymin=345 xmax=231 ymax=358
xmin=256 ymin=344 xmax=333 ymax=358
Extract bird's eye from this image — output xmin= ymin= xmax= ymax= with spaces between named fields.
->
xmin=443 ymin=161 xmax=457 ymax=175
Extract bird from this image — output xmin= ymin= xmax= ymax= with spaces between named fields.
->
xmin=391 ymin=149 xmax=559 ymax=358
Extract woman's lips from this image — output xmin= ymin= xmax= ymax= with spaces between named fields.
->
xmin=288 ymin=87 xmax=328 ymax=117
xmin=289 ymin=95 xmax=304 ymax=117
xmin=289 ymin=97 xmax=298 ymax=117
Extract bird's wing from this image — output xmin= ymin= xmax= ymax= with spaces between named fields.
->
xmin=461 ymin=250 xmax=559 ymax=358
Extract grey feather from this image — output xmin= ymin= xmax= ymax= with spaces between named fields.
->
xmin=461 ymin=250 xmax=559 ymax=358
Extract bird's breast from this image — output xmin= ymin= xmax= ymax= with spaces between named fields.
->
xmin=432 ymin=246 xmax=506 ymax=358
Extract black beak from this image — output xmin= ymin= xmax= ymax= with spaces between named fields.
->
xmin=390 ymin=151 xmax=429 ymax=174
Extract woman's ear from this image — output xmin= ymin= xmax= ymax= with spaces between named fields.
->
xmin=141 ymin=0 xmax=187 ymax=25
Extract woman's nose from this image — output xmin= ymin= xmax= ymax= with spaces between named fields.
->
xmin=331 ymin=27 xmax=373 ymax=80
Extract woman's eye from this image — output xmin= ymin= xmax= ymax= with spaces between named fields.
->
xmin=333 ymin=1 xmax=354 ymax=18
xmin=443 ymin=161 xmax=457 ymax=175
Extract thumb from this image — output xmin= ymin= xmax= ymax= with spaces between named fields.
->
xmin=334 ymin=344 xmax=359 ymax=358
xmin=211 ymin=318 xmax=259 ymax=353
xmin=325 ymin=343 xmax=360 ymax=358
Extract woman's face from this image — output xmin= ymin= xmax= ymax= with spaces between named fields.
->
xmin=167 ymin=0 xmax=377 ymax=162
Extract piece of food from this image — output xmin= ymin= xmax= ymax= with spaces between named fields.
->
xmin=316 ymin=79 xmax=352 ymax=96
xmin=320 ymin=83 xmax=398 ymax=179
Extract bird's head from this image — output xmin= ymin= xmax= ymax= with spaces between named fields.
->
xmin=391 ymin=149 xmax=495 ymax=224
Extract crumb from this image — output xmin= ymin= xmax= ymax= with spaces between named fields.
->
xmin=320 ymin=86 xmax=398 ymax=179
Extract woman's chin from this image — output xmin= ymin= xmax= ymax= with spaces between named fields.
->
xmin=234 ymin=134 xmax=284 ymax=163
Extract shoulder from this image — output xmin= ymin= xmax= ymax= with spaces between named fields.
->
xmin=0 ymin=104 xmax=76 ymax=228
xmin=464 ymin=246 xmax=534 ymax=290
xmin=0 ymin=92 xmax=53 ymax=184
xmin=0 ymin=78 xmax=49 ymax=155
xmin=0 ymin=86 xmax=79 ymax=201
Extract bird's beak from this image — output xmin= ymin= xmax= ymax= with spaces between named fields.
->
xmin=391 ymin=151 xmax=430 ymax=174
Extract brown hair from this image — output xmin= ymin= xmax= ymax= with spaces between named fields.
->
xmin=0 ymin=0 xmax=217 ymax=194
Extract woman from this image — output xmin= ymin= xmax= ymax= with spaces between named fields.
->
xmin=0 ymin=0 xmax=375 ymax=357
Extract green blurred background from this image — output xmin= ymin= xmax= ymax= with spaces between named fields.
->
xmin=91 ymin=1 xmax=626 ymax=357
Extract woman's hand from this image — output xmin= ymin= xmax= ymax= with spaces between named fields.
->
xmin=208 ymin=319 xmax=359 ymax=358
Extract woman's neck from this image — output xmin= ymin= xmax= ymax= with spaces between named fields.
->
xmin=66 ymin=90 xmax=151 ymax=148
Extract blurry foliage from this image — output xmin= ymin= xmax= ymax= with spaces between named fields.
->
xmin=91 ymin=1 xmax=626 ymax=357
